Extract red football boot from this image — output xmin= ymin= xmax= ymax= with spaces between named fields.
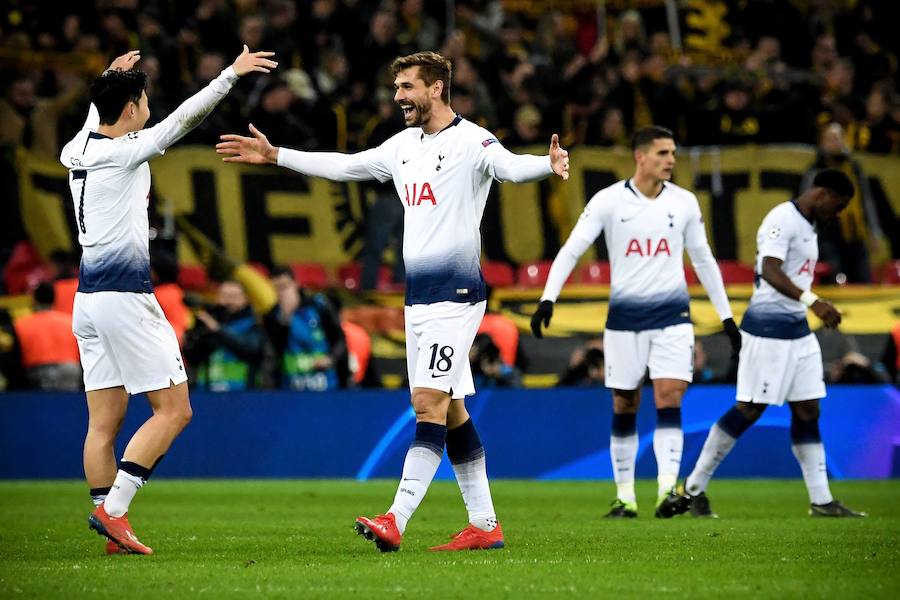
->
xmin=354 ymin=513 xmax=402 ymax=552
xmin=429 ymin=522 xmax=505 ymax=551
xmin=88 ymin=504 xmax=153 ymax=555
xmin=105 ymin=539 xmax=125 ymax=555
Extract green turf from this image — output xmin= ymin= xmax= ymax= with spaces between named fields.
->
xmin=0 ymin=479 xmax=897 ymax=598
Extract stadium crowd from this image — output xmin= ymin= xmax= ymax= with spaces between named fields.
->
xmin=1 ymin=0 xmax=898 ymax=158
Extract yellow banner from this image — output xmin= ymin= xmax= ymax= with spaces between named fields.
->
xmin=14 ymin=144 xmax=900 ymax=271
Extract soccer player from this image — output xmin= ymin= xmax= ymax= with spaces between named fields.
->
xmin=683 ymin=169 xmax=866 ymax=518
xmin=216 ymin=51 xmax=569 ymax=551
xmin=530 ymin=126 xmax=741 ymax=519
xmin=60 ymin=47 xmax=277 ymax=555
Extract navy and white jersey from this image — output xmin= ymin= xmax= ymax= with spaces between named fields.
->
xmin=59 ymin=66 xmax=238 ymax=293
xmin=741 ymin=201 xmax=817 ymax=339
xmin=278 ymin=116 xmax=552 ymax=306
xmin=543 ymin=179 xmax=731 ymax=331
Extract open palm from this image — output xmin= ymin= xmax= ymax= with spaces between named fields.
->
xmin=216 ymin=124 xmax=277 ymax=164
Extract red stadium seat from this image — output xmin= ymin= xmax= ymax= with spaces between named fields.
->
xmin=247 ymin=262 xmax=270 ymax=277
xmin=880 ymin=260 xmax=900 ymax=284
xmin=516 ymin=261 xmax=553 ymax=288
xmin=482 ymin=261 xmax=515 ymax=287
xmin=684 ymin=264 xmax=699 ymax=284
xmin=177 ymin=264 xmax=209 ymax=292
xmin=337 ymin=262 xmax=362 ymax=291
xmin=717 ymin=260 xmax=756 ymax=284
xmin=813 ymin=261 xmax=833 ymax=285
xmin=290 ymin=262 xmax=330 ymax=289
xmin=577 ymin=261 xmax=610 ymax=284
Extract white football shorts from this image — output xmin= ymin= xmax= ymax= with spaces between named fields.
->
xmin=603 ymin=323 xmax=694 ymax=390
xmin=405 ymin=300 xmax=486 ymax=399
xmin=736 ymin=331 xmax=825 ymax=405
xmin=73 ymin=291 xmax=187 ymax=395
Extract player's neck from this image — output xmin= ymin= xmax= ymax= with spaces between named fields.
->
xmin=631 ymin=172 xmax=664 ymax=199
xmin=97 ymin=120 xmax=138 ymax=139
xmin=420 ymin=105 xmax=457 ymax=135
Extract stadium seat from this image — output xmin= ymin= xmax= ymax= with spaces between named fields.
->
xmin=683 ymin=265 xmax=699 ymax=284
xmin=577 ymin=261 xmax=610 ymax=284
xmin=880 ymin=260 xmax=900 ymax=284
xmin=482 ymin=260 xmax=515 ymax=287
xmin=717 ymin=260 xmax=756 ymax=284
xmin=177 ymin=264 xmax=209 ymax=292
xmin=290 ymin=262 xmax=330 ymax=289
xmin=337 ymin=262 xmax=362 ymax=291
xmin=247 ymin=262 xmax=270 ymax=277
xmin=516 ymin=261 xmax=554 ymax=288
xmin=813 ymin=261 xmax=833 ymax=285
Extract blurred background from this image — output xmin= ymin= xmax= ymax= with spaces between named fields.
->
xmin=0 ymin=0 xmax=897 ymax=401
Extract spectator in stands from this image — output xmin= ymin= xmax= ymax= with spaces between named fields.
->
xmin=557 ymin=337 xmax=605 ymax=387
xmin=827 ymin=350 xmax=881 ymax=384
xmin=263 ymin=266 xmax=348 ymax=391
xmin=503 ymin=104 xmax=543 ymax=147
xmin=470 ymin=333 xmax=521 ymax=389
xmin=860 ymin=84 xmax=899 ymax=154
xmin=183 ymin=279 xmax=269 ymax=392
xmin=13 ymin=282 xmax=81 ymax=391
xmin=801 ymin=122 xmax=882 ymax=283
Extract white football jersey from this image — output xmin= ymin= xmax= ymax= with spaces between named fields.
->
xmin=568 ymin=179 xmax=709 ymax=330
xmin=742 ymin=201 xmax=817 ymax=339
xmin=59 ymin=67 xmax=238 ymax=293
xmin=357 ymin=116 xmax=534 ymax=305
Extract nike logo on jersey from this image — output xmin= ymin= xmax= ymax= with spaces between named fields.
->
xmin=431 ymin=373 xmax=449 ymax=378
xmin=620 ymin=215 xmax=639 ymax=223
xmin=402 ymin=158 xmax=410 ymax=164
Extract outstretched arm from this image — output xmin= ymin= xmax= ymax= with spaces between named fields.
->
xmin=119 ymin=45 xmax=276 ymax=167
xmin=489 ymin=133 xmax=569 ymax=183
xmin=216 ymin=124 xmax=380 ymax=182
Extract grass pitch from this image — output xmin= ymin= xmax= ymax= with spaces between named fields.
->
xmin=0 ymin=479 xmax=897 ymax=598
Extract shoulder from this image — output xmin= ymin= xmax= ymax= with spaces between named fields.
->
xmin=763 ymin=201 xmax=796 ymax=222
xmin=583 ymin=181 xmax=627 ymax=214
xmin=459 ymin=119 xmax=500 ymax=150
xmin=664 ymin=182 xmax=700 ymax=207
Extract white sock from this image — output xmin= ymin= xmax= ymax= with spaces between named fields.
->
xmin=103 ymin=470 xmax=144 ymax=517
xmin=792 ymin=442 xmax=833 ymax=505
xmin=91 ymin=494 xmax=106 ymax=507
xmin=686 ymin=424 xmax=737 ymax=495
xmin=610 ymin=433 xmax=638 ymax=504
xmin=388 ymin=446 xmax=442 ymax=534
xmin=654 ymin=427 xmax=683 ymax=497
xmin=452 ymin=455 xmax=497 ymax=531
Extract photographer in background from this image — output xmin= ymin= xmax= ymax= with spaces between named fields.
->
xmin=183 ymin=279 xmax=270 ymax=392
xmin=263 ymin=266 xmax=348 ymax=391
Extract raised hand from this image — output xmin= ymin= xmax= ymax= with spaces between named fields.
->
xmin=549 ymin=134 xmax=569 ymax=181
xmin=217 ymin=123 xmax=278 ymax=164
xmin=231 ymin=44 xmax=277 ymax=76
xmin=107 ymin=50 xmax=141 ymax=72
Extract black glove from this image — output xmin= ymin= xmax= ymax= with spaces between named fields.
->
xmin=722 ymin=317 xmax=742 ymax=358
xmin=530 ymin=300 xmax=554 ymax=338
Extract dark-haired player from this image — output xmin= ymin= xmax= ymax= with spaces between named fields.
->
xmin=60 ymin=47 xmax=276 ymax=555
xmin=217 ymin=51 xmax=569 ymax=552
xmin=683 ymin=169 xmax=867 ymax=518
xmin=531 ymin=126 xmax=741 ymax=519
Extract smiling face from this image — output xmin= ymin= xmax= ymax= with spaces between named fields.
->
xmin=634 ymin=137 xmax=676 ymax=182
xmin=394 ymin=66 xmax=442 ymax=128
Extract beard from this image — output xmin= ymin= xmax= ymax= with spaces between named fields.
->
xmin=401 ymin=99 xmax=431 ymax=127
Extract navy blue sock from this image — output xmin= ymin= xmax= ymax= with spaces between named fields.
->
xmin=656 ymin=407 xmax=681 ymax=429
xmin=611 ymin=412 xmax=637 ymax=437
xmin=790 ymin=417 xmax=821 ymax=444
xmin=412 ymin=422 xmax=447 ymax=458
xmin=717 ymin=406 xmax=755 ymax=439
xmin=446 ymin=419 xmax=485 ymax=464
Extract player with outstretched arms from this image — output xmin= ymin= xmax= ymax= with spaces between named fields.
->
xmin=217 ymin=51 xmax=569 ymax=551
xmin=531 ymin=126 xmax=741 ymax=519
xmin=682 ymin=169 xmax=866 ymax=518
xmin=60 ymin=47 xmax=277 ymax=555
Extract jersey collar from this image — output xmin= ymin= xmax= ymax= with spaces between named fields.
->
xmin=420 ymin=114 xmax=463 ymax=142
xmin=790 ymin=199 xmax=814 ymax=224
xmin=625 ymin=178 xmax=666 ymax=200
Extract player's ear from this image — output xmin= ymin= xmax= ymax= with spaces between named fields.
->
xmin=433 ymin=79 xmax=443 ymax=100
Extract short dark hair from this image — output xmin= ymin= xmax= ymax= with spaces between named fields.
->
xmin=270 ymin=265 xmax=295 ymax=280
xmin=391 ymin=51 xmax=452 ymax=103
xmin=812 ymin=168 xmax=855 ymax=199
xmin=89 ymin=69 xmax=147 ymax=125
xmin=631 ymin=126 xmax=674 ymax=151
xmin=33 ymin=282 xmax=55 ymax=306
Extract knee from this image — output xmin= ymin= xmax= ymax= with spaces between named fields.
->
xmin=735 ymin=402 xmax=766 ymax=422
xmin=159 ymin=404 xmax=193 ymax=431
xmin=411 ymin=390 xmax=449 ymax=423
xmin=791 ymin=402 xmax=820 ymax=422
xmin=613 ymin=390 xmax=640 ymax=414
xmin=87 ymin=416 xmax=124 ymax=444
xmin=655 ymin=390 xmax=683 ymax=409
